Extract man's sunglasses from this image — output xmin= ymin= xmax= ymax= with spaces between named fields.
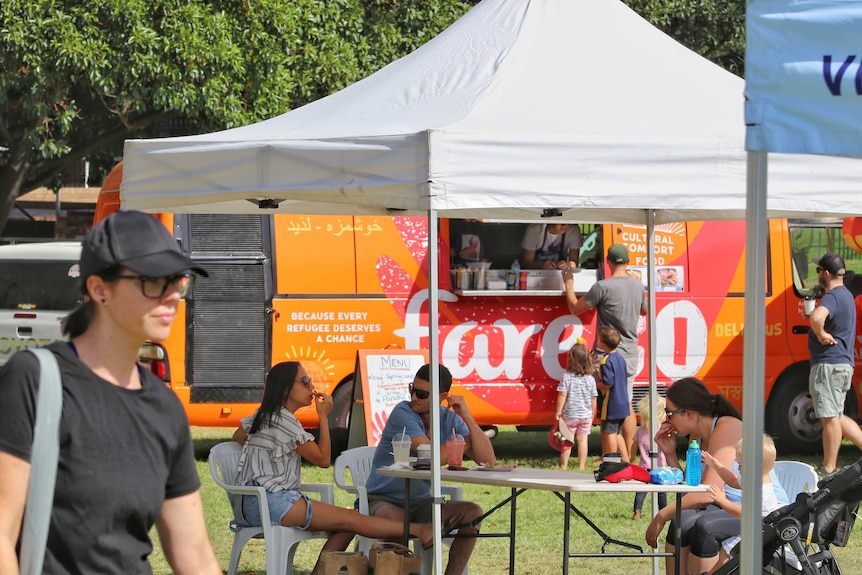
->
xmin=409 ymin=383 xmax=430 ymax=400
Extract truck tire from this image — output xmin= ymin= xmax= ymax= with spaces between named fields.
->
xmin=765 ymin=365 xmax=859 ymax=455
xmin=327 ymin=379 xmax=354 ymax=461
xmin=766 ymin=367 xmax=821 ymax=454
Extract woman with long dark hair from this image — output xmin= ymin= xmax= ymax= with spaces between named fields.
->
xmin=233 ymin=361 xmax=434 ymax=575
xmin=644 ymin=377 xmax=743 ymax=575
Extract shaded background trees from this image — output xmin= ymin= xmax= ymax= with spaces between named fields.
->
xmin=627 ymin=0 xmax=745 ymax=75
xmin=0 ymin=0 xmax=745 ymax=231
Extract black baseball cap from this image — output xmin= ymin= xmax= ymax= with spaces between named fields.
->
xmin=818 ymin=252 xmax=846 ymax=277
xmin=81 ymin=210 xmax=208 ymax=281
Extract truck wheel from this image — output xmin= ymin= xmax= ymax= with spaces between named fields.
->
xmin=328 ymin=380 xmax=354 ymax=461
xmin=766 ymin=366 xmax=859 ymax=455
xmin=766 ymin=368 xmax=820 ymax=454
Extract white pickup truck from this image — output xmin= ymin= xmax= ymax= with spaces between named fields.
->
xmin=0 ymin=241 xmax=82 ymax=366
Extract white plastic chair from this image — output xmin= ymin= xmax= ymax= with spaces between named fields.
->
xmin=332 ymin=445 xmax=467 ymax=575
xmin=774 ymin=460 xmax=819 ymax=501
xmin=769 ymin=461 xmax=821 ymax=572
xmin=209 ymin=441 xmax=333 ymax=575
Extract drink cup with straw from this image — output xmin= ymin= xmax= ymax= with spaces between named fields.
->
xmin=392 ymin=426 xmax=411 ymax=464
xmin=446 ymin=427 xmax=465 ymax=467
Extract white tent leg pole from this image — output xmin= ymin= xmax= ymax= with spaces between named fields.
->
xmin=643 ymin=210 xmax=661 ymax=575
xmin=645 ymin=210 xmax=661 ymax=575
xmin=427 ymin=209 xmax=444 ymax=575
xmin=741 ymin=150 xmax=768 ymax=575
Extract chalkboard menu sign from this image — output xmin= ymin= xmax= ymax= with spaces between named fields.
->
xmin=347 ymin=349 xmax=428 ymax=448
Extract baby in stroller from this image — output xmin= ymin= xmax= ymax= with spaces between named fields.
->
xmin=714 ymin=457 xmax=862 ymax=575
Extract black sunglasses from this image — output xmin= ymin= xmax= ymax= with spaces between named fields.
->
xmin=816 ymin=266 xmax=824 ymax=274
xmin=665 ymin=407 xmax=685 ymax=418
xmin=409 ymin=383 xmax=430 ymax=400
xmin=112 ymin=273 xmax=193 ymax=299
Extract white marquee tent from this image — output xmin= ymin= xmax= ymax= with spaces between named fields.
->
xmin=121 ymin=0 xmax=862 ymax=572
xmin=122 ymin=0 xmax=862 ymax=222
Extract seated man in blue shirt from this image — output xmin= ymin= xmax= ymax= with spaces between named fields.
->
xmin=366 ymin=363 xmax=496 ymax=575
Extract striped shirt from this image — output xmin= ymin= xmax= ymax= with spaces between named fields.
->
xmin=237 ymin=408 xmax=314 ymax=492
xmin=557 ymin=372 xmax=597 ymax=419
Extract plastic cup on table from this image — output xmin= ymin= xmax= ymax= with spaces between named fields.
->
xmin=417 ymin=444 xmax=431 ymax=460
xmin=392 ymin=433 xmax=411 ymax=464
xmin=446 ymin=433 xmax=465 ymax=467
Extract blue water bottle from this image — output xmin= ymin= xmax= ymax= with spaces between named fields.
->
xmin=685 ymin=439 xmax=702 ymax=486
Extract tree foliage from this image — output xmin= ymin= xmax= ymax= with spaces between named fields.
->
xmin=0 ymin=0 xmax=745 ymax=231
xmin=0 ymin=0 xmax=471 ymax=229
xmin=625 ymin=0 xmax=746 ymax=75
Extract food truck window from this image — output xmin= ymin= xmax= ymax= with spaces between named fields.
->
xmin=449 ymin=220 xmax=530 ymax=269
xmin=449 ymin=220 xmax=595 ymax=270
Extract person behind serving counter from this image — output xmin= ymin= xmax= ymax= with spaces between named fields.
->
xmin=521 ymin=223 xmax=581 ymax=269
xmin=450 ymin=219 xmax=487 ymax=267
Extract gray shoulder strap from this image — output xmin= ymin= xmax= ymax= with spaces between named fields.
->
xmin=19 ymin=348 xmax=62 ymax=575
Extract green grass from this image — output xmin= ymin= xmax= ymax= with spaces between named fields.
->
xmin=148 ymin=427 xmax=862 ymax=575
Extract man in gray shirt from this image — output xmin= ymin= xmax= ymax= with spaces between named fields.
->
xmin=806 ymin=252 xmax=862 ymax=475
xmin=563 ymin=243 xmax=647 ymax=458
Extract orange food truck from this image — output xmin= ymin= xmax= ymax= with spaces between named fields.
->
xmin=96 ymin=167 xmax=862 ymax=455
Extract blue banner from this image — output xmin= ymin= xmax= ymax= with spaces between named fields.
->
xmin=746 ymin=0 xmax=862 ymax=154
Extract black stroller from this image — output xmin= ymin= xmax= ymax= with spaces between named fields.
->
xmin=714 ymin=458 xmax=862 ymax=575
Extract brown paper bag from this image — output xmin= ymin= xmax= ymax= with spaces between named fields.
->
xmin=369 ymin=542 xmax=422 ymax=575
xmin=322 ymin=551 xmax=369 ymax=575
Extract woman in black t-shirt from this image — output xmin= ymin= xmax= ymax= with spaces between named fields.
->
xmin=0 ymin=211 xmax=221 ymax=574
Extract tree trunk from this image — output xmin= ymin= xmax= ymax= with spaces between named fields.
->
xmin=0 ymin=144 xmax=30 ymax=235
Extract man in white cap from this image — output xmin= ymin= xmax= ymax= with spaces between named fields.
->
xmin=562 ymin=243 xmax=647 ymax=457
xmin=807 ymin=252 xmax=862 ymax=475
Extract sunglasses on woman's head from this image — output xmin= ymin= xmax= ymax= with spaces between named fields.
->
xmin=409 ymin=383 xmax=431 ymax=400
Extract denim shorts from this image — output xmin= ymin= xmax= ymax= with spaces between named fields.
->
xmin=242 ymin=482 xmax=312 ymax=529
